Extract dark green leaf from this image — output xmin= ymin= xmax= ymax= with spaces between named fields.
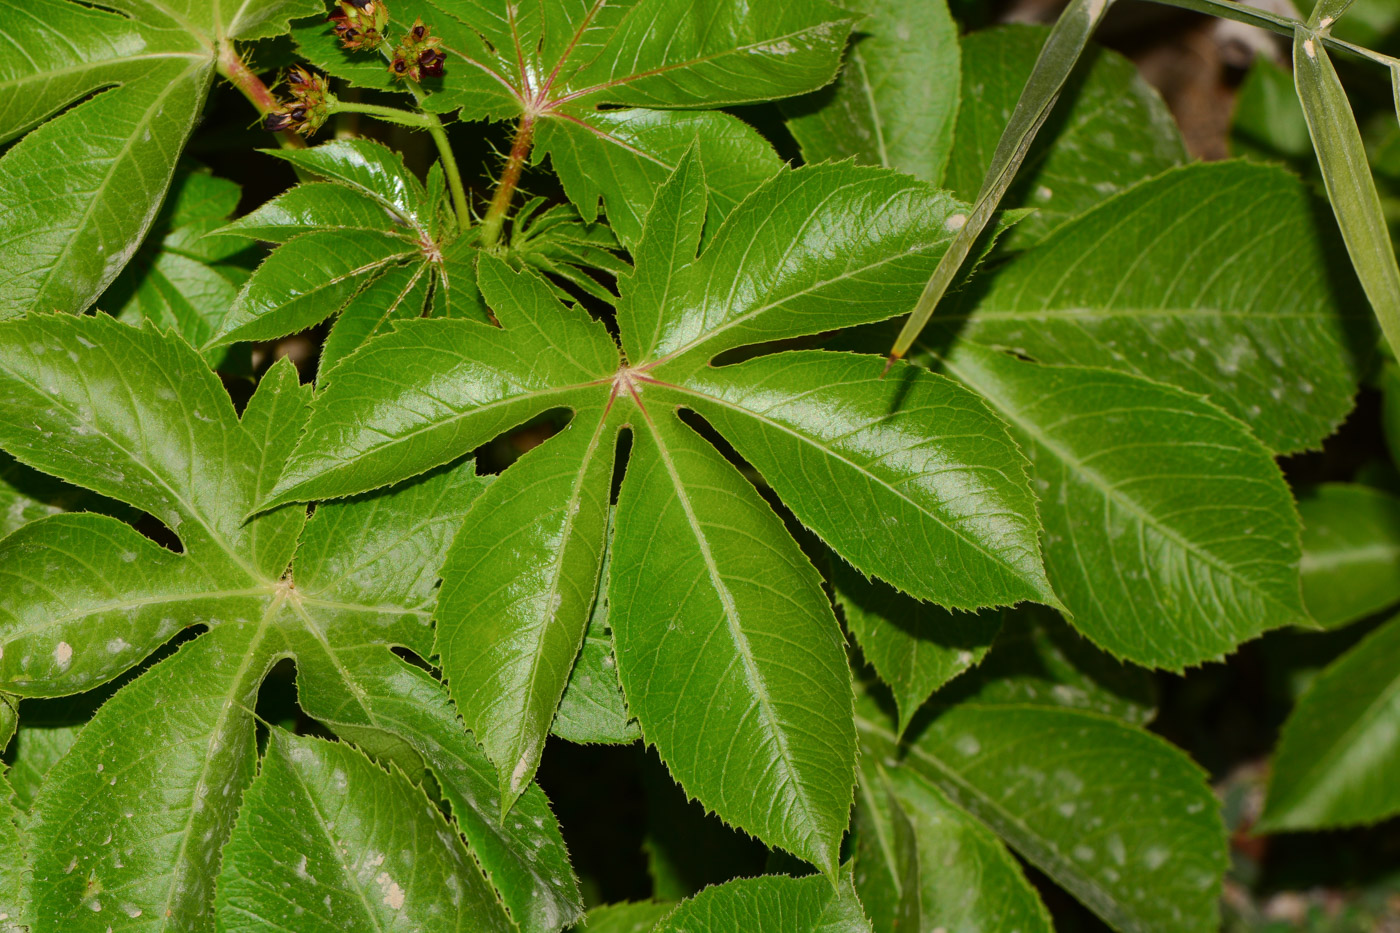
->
xmin=1259 ymin=613 xmax=1400 ymax=831
xmin=1299 ymin=483 xmax=1400 ymax=629
xmin=652 ymin=871 xmax=872 ymax=933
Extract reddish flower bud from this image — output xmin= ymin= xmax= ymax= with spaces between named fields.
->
xmin=418 ymin=48 xmax=445 ymax=78
xmin=264 ymin=112 xmax=294 ymax=132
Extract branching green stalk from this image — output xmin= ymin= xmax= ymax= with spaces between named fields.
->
xmin=1140 ymin=0 xmax=1399 ymax=67
xmin=327 ymin=101 xmax=472 ymax=234
xmin=479 ymin=115 xmax=538 ymax=250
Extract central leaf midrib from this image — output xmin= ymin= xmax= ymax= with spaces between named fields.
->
xmin=643 ymin=414 xmax=823 ymax=835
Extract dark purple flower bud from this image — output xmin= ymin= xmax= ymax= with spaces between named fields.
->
xmin=411 ymin=23 xmax=425 ymax=39
xmin=264 ymin=112 xmax=294 ymax=132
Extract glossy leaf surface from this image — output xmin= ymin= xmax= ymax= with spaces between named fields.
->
xmin=945 ymin=161 xmax=1363 ymax=454
xmin=937 ymin=343 xmax=1308 ymax=669
xmin=652 ymin=872 xmax=872 ymax=933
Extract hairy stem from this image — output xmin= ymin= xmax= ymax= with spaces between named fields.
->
xmin=425 ymin=115 xmax=473 ymax=235
xmin=328 ymin=100 xmax=433 ymax=127
xmin=479 ymin=115 xmax=537 ymax=249
xmin=216 ymin=43 xmax=306 ymax=149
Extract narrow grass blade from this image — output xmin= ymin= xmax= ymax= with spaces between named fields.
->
xmin=1294 ymin=29 xmax=1400 ymax=356
xmin=888 ymin=0 xmax=1116 ymax=361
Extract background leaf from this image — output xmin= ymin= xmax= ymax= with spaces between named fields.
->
xmin=651 ymin=871 xmax=872 ymax=933
xmin=1259 ymin=613 xmax=1400 ymax=831
xmin=1298 ymin=483 xmax=1400 ymax=629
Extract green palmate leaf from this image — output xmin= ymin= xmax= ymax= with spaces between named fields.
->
xmin=0 ymin=0 xmax=320 ymax=320
xmin=944 ymin=24 xmax=1186 ymax=250
xmin=265 ymin=139 xmax=437 ymax=236
xmin=552 ymin=513 xmax=641 ymax=745
xmin=1259 ymin=613 xmax=1400 ymax=831
xmin=943 ymin=161 xmax=1363 ymax=455
xmin=2 ymin=717 xmax=82 ymax=817
xmin=852 ymin=756 xmax=1053 ymax=933
xmin=932 ymin=343 xmax=1308 ymax=669
xmin=1294 ymin=26 xmax=1400 ymax=356
xmin=577 ymin=901 xmax=675 ymax=932
xmin=511 ymin=199 xmax=630 ymax=304
xmin=781 ymin=0 xmax=961 ymax=182
xmin=320 ymin=259 xmax=438 ymax=374
xmin=295 ymin=0 xmax=853 ymax=249
xmin=652 ymin=871 xmax=872 ymax=933
xmin=268 ymin=160 xmax=1056 ymax=870
xmin=1299 ymin=484 xmax=1400 ymax=629
xmin=889 ymin=0 xmax=1123 ymax=362
xmin=858 ymin=696 xmax=1228 ymax=933
xmin=217 ymin=731 xmax=513 ymax=932
xmin=944 ymin=606 xmax=1157 ymax=726
xmin=833 ymin=561 xmax=1001 ymax=734
xmin=0 ymin=320 xmax=579 ymax=931
xmin=102 ymin=167 xmax=256 ymax=359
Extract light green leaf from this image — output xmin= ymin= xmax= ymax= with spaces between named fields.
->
xmin=834 ymin=562 xmax=1001 ymax=735
xmin=1259 ymin=613 xmax=1400 ymax=831
xmin=263 ymin=139 xmax=435 ymax=236
xmin=652 ymin=871 xmax=872 ymax=933
xmin=611 ymin=412 xmax=855 ymax=876
xmin=219 ymin=182 xmax=409 ymax=243
xmin=674 ymin=351 xmax=1055 ymax=608
xmin=538 ymin=107 xmax=785 ymax=252
xmin=552 ymin=513 xmax=640 ymax=746
xmin=217 ymin=730 xmax=513 ymax=932
xmin=782 ymin=0 xmax=962 ymax=183
xmin=853 ymin=755 xmax=1053 ymax=933
xmin=210 ymin=229 xmax=417 ymax=347
xmin=320 ymin=260 xmax=436 ymax=375
xmin=943 ymin=24 xmax=1186 ymax=250
xmin=267 ymin=258 xmax=619 ymax=506
xmin=943 ymin=606 xmax=1157 ymax=725
xmin=889 ymin=0 xmax=1124 ymax=361
xmin=0 ymin=454 xmax=95 ymax=539
xmin=2 ymin=715 xmax=82 ymax=816
xmin=1294 ymin=26 xmax=1400 ymax=356
xmin=935 ymin=343 xmax=1308 ymax=669
xmin=1229 ymin=56 xmax=1312 ymax=168
xmin=437 ymin=407 xmax=617 ymax=808
xmin=1299 ymin=484 xmax=1400 ymax=629
xmin=943 ymin=161 xmax=1363 ymax=454
xmin=577 ymin=901 xmax=675 ymax=932
xmin=859 ymin=698 xmax=1228 ymax=933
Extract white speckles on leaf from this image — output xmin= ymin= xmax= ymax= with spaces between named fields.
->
xmin=54 ymin=641 xmax=73 ymax=670
xmin=375 ymin=872 xmax=405 ymax=910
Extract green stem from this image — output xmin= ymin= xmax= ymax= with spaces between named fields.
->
xmin=479 ymin=115 xmax=537 ymax=250
xmin=424 ymin=115 xmax=473 ymax=235
xmin=1140 ymin=0 xmax=1399 ymax=66
xmin=327 ymin=101 xmax=472 ymax=233
xmin=327 ymin=100 xmax=433 ymax=127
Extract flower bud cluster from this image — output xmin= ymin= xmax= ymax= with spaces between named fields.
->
xmin=390 ymin=19 xmax=446 ymax=82
xmin=329 ymin=0 xmax=390 ymax=51
xmin=263 ymin=66 xmax=332 ymax=136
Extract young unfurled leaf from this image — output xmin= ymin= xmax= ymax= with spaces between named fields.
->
xmin=932 ymin=343 xmax=1309 ymax=670
xmin=267 ymin=158 xmax=1054 ymax=872
xmin=652 ymin=870 xmax=873 ymax=933
xmin=858 ymin=694 xmax=1228 ymax=933
xmin=218 ymin=731 xmax=513 ymax=931
xmin=942 ymin=161 xmax=1364 ymax=455
xmin=0 ymin=0 xmax=320 ymax=320
xmin=295 ymin=0 xmax=855 ymax=248
xmin=1259 ymin=613 xmax=1400 ymax=831
xmin=781 ymin=0 xmax=962 ymax=184
xmin=577 ymin=901 xmax=676 ymax=932
xmin=0 ymin=318 xmax=578 ymax=931
xmin=1299 ymin=483 xmax=1400 ymax=629
xmin=852 ymin=755 xmax=1053 ymax=933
